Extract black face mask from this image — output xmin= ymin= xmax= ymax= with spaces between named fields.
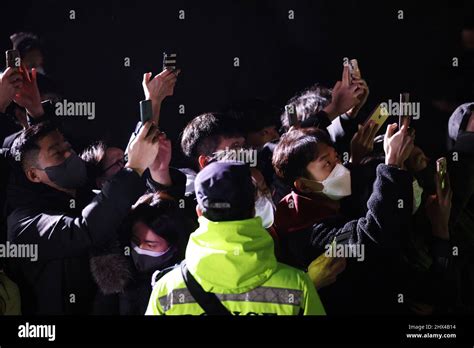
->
xmin=131 ymin=243 xmax=176 ymax=274
xmin=40 ymin=152 xmax=87 ymax=189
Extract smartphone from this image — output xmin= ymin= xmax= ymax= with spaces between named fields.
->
xmin=365 ymin=103 xmax=390 ymax=134
xmin=399 ymin=92 xmax=410 ymax=129
xmin=140 ymin=100 xmax=153 ymax=124
xmin=436 ymin=157 xmax=447 ymax=190
xmin=285 ymin=104 xmax=298 ymax=127
xmin=162 ymin=52 xmax=177 ymax=71
xmin=349 ymin=59 xmax=361 ymax=83
xmin=5 ymin=49 xmax=21 ymax=69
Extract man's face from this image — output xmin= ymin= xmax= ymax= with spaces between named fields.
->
xmin=132 ymin=221 xmax=170 ymax=252
xmin=216 ymin=136 xmax=246 ymax=152
xmin=247 ymin=126 xmax=280 ymax=148
xmin=198 ymin=136 xmax=246 ymax=170
xmin=305 ymin=143 xmax=340 ymax=182
xmin=27 ymin=130 xmax=73 ymax=187
xmin=23 ymin=49 xmax=44 ymax=70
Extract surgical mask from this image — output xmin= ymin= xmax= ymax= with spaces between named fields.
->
xmin=255 ymin=194 xmax=275 ymax=228
xmin=412 ymin=179 xmax=424 ymax=215
xmin=131 ymin=242 xmax=175 ymax=273
xmin=318 ymin=163 xmax=352 ymax=200
xmin=39 ymin=152 xmax=87 ymax=189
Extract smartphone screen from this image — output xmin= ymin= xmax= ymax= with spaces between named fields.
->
xmin=162 ymin=52 xmax=177 ymax=71
xmin=436 ymin=157 xmax=447 ymax=190
xmin=285 ymin=104 xmax=298 ymax=127
xmin=365 ymin=104 xmax=390 ymax=134
xmin=140 ymin=100 xmax=153 ymax=124
xmin=5 ymin=49 xmax=21 ymax=69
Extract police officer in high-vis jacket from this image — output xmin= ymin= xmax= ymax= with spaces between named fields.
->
xmin=146 ymin=161 xmax=325 ymax=315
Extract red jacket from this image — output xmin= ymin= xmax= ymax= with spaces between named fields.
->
xmin=274 ymin=190 xmax=339 ymax=236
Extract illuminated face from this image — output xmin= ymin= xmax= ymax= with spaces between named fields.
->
xmin=131 ymin=221 xmax=169 ymax=252
xmin=305 ymin=143 xmax=340 ymax=182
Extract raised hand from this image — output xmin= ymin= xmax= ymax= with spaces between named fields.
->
xmin=384 ymin=123 xmax=415 ymax=168
xmin=13 ymin=66 xmax=43 ymax=117
xmin=0 ymin=67 xmax=23 ymax=112
xmin=142 ymin=69 xmax=180 ymax=123
xmin=350 ymin=120 xmax=378 ymax=164
xmin=425 ymin=167 xmax=452 ymax=240
xmin=125 ymin=121 xmax=160 ymax=176
xmin=323 ymin=65 xmax=364 ymax=121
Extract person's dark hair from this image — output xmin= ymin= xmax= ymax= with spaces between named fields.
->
xmin=80 ymin=141 xmax=108 ymax=179
xmin=180 ymin=112 xmax=244 ymax=161
xmin=11 ymin=121 xmax=60 ymax=171
xmin=226 ymin=98 xmax=280 ymax=134
xmin=280 ymin=83 xmax=332 ymax=131
xmin=127 ymin=193 xmax=183 ymax=246
xmin=80 ymin=141 xmax=107 ymax=165
xmin=10 ymin=32 xmax=43 ymax=58
xmin=272 ymin=128 xmax=333 ymax=186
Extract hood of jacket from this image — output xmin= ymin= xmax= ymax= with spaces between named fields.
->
xmin=185 ymin=216 xmax=277 ymax=293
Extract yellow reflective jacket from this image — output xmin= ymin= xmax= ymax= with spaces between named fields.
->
xmin=146 ymin=216 xmax=325 ymax=315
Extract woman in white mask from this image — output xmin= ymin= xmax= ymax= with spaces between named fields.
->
xmin=272 ymin=128 xmax=352 ymax=268
xmin=292 ymin=132 xmax=352 ymax=202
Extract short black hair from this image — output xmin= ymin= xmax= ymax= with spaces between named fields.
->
xmin=127 ymin=193 xmax=183 ymax=246
xmin=11 ymin=121 xmax=61 ymax=171
xmin=180 ymin=112 xmax=244 ymax=160
xmin=10 ymin=32 xmax=43 ymax=58
xmin=225 ymin=98 xmax=280 ymax=134
xmin=272 ymin=128 xmax=333 ymax=186
xmin=280 ymin=84 xmax=332 ymax=131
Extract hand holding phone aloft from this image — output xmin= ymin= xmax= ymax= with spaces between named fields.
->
xmin=142 ymin=69 xmax=180 ymax=103
xmin=323 ymin=65 xmax=365 ymax=120
xmin=425 ymin=157 xmax=452 ymax=240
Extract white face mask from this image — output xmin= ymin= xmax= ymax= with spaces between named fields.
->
xmin=255 ymin=194 xmax=275 ymax=228
xmin=412 ymin=179 xmax=424 ymax=215
xmin=318 ymin=163 xmax=352 ymax=200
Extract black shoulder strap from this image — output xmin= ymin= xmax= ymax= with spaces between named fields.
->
xmin=180 ymin=261 xmax=231 ymax=315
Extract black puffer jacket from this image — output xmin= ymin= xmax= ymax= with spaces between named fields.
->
xmin=6 ymin=167 xmax=146 ymax=315
xmin=310 ymin=164 xmax=413 ymax=315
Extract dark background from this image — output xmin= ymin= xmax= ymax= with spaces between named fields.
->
xmin=1 ymin=0 xmax=473 ymax=166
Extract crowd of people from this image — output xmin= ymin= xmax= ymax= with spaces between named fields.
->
xmin=0 ymin=31 xmax=473 ymax=316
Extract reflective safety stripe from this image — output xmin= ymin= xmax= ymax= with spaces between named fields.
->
xmin=159 ymin=286 xmax=303 ymax=312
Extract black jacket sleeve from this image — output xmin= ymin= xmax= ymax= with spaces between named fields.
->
xmin=327 ymin=113 xmax=361 ymax=155
xmin=27 ymin=100 xmax=57 ymax=126
xmin=311 ymin=164 xmax=413 ymax=250
xmin=300 ymin=110 xmax=332 ymax=129
xmin=8 ymin=168 xmax=146 ymax=260
xmin=143 ymin=167 xmax=187 ymax=200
